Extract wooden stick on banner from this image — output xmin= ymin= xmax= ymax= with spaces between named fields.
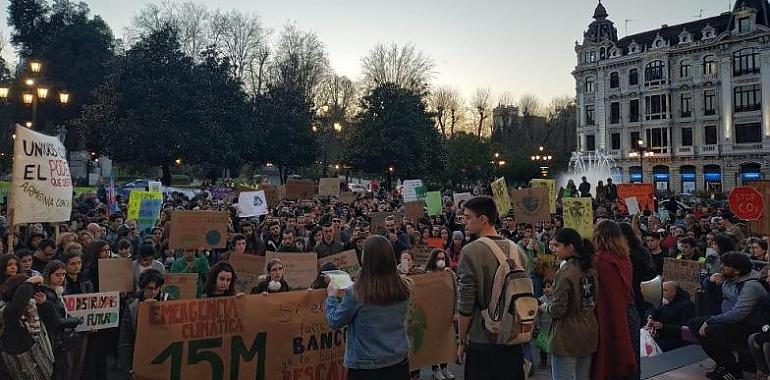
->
xmin=6 ymin=124 xmax=16 ymax=254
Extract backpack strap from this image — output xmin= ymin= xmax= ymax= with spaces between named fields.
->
xmin=478 ymin=237 xmax=524 ymax=271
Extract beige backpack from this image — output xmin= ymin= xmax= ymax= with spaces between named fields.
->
xmin=478 ymin=237 xmax=539 ymax=345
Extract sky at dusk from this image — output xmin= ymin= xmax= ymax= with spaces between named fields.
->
xmin=1 ymin=0 xmax=735 ymax=102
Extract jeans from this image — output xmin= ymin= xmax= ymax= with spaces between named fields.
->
xmin=551 ymin=354 xmax=592 ymax=380
xmin=687 ymin=316 xmax=757 ymax=375
xmin=749 ymin=333 xmax=770 ymax=374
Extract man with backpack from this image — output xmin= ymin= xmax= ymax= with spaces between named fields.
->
xmin=687 ymin=252 xmax=769 ymax=380
xmin=456 ymin=196 xmax=538 ymax=380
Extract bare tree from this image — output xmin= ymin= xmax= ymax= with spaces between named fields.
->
xmin=519 ymin=93 xmax=544 ymax=117
xmin=317 ymin=73 xmax=357 ymax=121
xmin=544 ymin=95 xmax=575 ymax=121
xmin=497 ymin=91 xmax=515 ymax=107
xmin=470 ymin=88 xmax=492 ymax=137
xmin=269 ymin=23 xmax=329 ymax=100
xmin=210 ymin=10 xmax=271 ymax=93
xmin=360 ymin=42 xmax=434 ymax=93
xmin=129 ymin=1 xmax=211 ymax=61
xmin=448 ymin=91 xmax=465 ymax=136
xmin=429 ymin=86 xmax=453 ymax=136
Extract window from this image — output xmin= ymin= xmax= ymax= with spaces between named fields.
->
xmin=630 ymin=99 xmax=640 ymax=122
xmin=611 ymin=133 xmax=621 ymax=150
xmin=645 ymin=61 xmax=665 ymax=84
xmin=629 ymin=69 xmax=639 ymax=86
xmin=610 ymin=72 xmax=620 ymax=88
xmin=703 ymin=55 xmax=717 ymax=75
xmin=610 ymin=102 xmax=621 ymax=124
xmin=734 ymin=85 xmax=762 ymax=112
xmin=585 ymin=77 xmax=595 ymax=93
xmin=645 ymin=94 xmax=668 ymax=120
xmin=739 ymin=17 xmax=751 ymax=33
xmin=733 ymin=48 xmax=760 ymax=76
xmin=735 ymin=123 xmax=762 ymax=143
xmin=630 ymin=131 xmax=641 ymax=148
xmin=704 ymin=125 xmax=718 ymax=145
xmin=590 ymin=51 xmax=597 ymax=63
xmin=680 ymin=59 xmax=691 ymax=79
xmin=704 ymin=90 xmax=717 ymax=115
xmin=680 ymin=93 xmax=692 ymax=117
xmin=586 ymin=105 xmax=595 ymax=125
xmin=646 ymin=127 xmax=669 ymax=153
xmin=681 ymin=127 xmax=693 ymax=146
xmin=586 ymin=135 xmax=596 ymax=151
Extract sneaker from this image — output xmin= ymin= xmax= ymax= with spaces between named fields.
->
xmin=441 ymin=367 xmax=455 ymax=380
xmin=719 ymin=372 xmax=743 ymax=380
xmin=432 ymin=369 xmax=446 ymax=380
xmin=707 ymin=366 xmax=727 ymax=380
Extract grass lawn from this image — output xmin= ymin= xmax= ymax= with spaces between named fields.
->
xmin=0 ymin=181 xmax=94 ymax=196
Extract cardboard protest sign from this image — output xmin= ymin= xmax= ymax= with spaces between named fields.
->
xmin=63 ymin=292 xmax=120 ymax=332
xmin=98 ymin=258 xmax=134 ymax=292
xmin=318 ymin=178 xmax=340 ymax=197
xmin=563 ymin=197 xmax=594 ymax=239
xmin=132 ymin=274 xmax=456 ymax=379
xmin=425 ymin=238 xmax=444 ymax=249
xmin=265 ymin=252 xmax=318 ymax=290
xmin=425 ymin=191 xmax=442 ymax=216
xmin=626 ymin=197 xmax=640 ymax=216
xmin=617 ymin=184 xmax=654 ymax=214
xmin=411 ymin=243 xmax=434 ymax=268
xmin=162 ymin=273 xmax=199 ymax=300
xmin=370 ymin=212 xmax=402 ymax=230
xmin=339 ymin=192 xmax=356 ymax=205
xmin=749 ymin=181 xmax=770 ymax=234
xmin=510 ymin=187 xmax=550 ymax=224
xmin=318 ymin=250 xmax=360 ymax=276
xmin=262 ymin=185 xmax=281 ymax=208
xmin=285 ymin=179 xmax=314 ymax=200
xmin=453 ymin=192 xmax=471 ymax=209
xmin=237 ymin=191 xmax=268 ymax=217
xmin=404 ymin=201 xmax=425 ymax=220
xmin=491 ymin=177 xmax=511 ymax=216
xmin=530 ymin=179 xmax=557 ymax=214
xmin=168 ymin=210 xmax=228 ymax=250
xmin=402 ymin=179 xmax=424 ymax=202
xmin=662 ymin=258 xmax=704 ymax=296
xmin=11 ymin=126 xmax=73 ymax=224
xmin=228 ymin=253 xmax=266 ymax=293
xmin=128 ymin=191 xmax=163 ymax=220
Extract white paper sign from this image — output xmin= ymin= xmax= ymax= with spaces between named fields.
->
xmin=402 ymin=179 xmax=423 ymax=202
xmin=148 ymin=181 xmax=162 ymax=192
xmin=11 ymin=126 xmax=73 ymax=224
xmin=453 ymin=192 xmax=472 ymax=208
xmin=238 ymin=191 xmax=268 ymax=217
xmin=626 ymin=197 xmax=640 ymax=215
xmin=63 ymin=292 xmax=120 ymax=332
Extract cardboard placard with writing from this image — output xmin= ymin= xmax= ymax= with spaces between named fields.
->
xmin=229 ymin=253 xmax=266 ymax=293
xmin=263 ymin=185 xmax=281 ymax=208
xmin=617 ymin=184 xmax=655 ymax=214
xmin=662 ymin=258 xmax=704 ymax=296
xmin=127 ymin=191 xmax=163 ymax=221
xmin=491 ymin=177 xmax=511 ymax=217
xmin=318 ymin=178 xmax=341 ymax=197
xmin=265 ymin=251 xmax=318 ymax=290
xmin=132 ymin=274 xmax=456 ymax=379
xmin=749 ymin=181 xmax=770 ymax=235
xmin=563 ymin=197 xmax=594 ymax=239
xmin=168 ymin=210 xmax=228 ymax=250
xmin=453 ymin=192 xmax=471 ymax=209
xmin=404 ymin=201 xmax=425 ymax=220
xmin=510 ymin=187 xmax=550 ymax=224
xmin=98 ymin=258 xmax=134 ymax=292
xmin=285 ymin=179 xmax=315 ymax=200
xmin=63 ymin=292 xmax=120 ymax=332
xmin=402 ymin=179 xmax=424 ymax=202
xmin=411 ymin=243 xmax=434 ymax=269
xmin=162 ymin=274 xmax=199 ymax=300
xmin=530 ymin=179 xmax=557 ymax=214
xmin=318 ymin=250 xmax=360 ymax=276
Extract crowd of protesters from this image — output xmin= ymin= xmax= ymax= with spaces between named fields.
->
xmin=0 ymin=175 xmax=768 ymax=380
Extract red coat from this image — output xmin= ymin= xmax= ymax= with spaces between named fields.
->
xmin=592 ymin=250 xmax=637 ymax=380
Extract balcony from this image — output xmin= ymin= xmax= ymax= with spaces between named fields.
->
xmin=677 ymin=146 xmax=694 ymax=156
xmin=699 ymin=145 xmax=719 ymax=155
xmin=732 ymin=143 xmax=764 ymax=151
xmin=702 ymin=73 xmax=719 ymax=82
xmin=609 ymin=150 xmax=622 ymax=159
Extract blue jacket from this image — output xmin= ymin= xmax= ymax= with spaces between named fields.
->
xmin=326 ymin=287 xmax=410 ymax=369
xmin=706 ymin=271 xmax=768 ymax=326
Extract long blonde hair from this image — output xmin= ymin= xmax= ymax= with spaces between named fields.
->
xmin=593 ymin=220 xmax=630 ymax=258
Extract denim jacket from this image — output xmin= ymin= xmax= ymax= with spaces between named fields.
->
xmin=326 ymin=287 xmax=409 ymax=369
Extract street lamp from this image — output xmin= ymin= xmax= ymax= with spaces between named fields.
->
xmin=628 ymin=139 xmax=653 ymax=183
xmin=30 ymin=61 xmax=42 ymax=73
xmin=531 ymin=146 xmax=554 ymax=178
xmin=316 ymin=104 xmax=342 ymax=177
xmin=2 ymin=60 xmax=70 ymax=129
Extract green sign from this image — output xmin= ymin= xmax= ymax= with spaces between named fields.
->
xmin=425 ymin=191 xmax=442 ymax=216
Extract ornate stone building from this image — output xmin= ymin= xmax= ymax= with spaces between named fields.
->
xmin=574 ymin=0 xmax=770 ymax=193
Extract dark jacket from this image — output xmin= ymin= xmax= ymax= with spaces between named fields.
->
xmin=315 ymin=240 xmax=345 ymax=259
xmin=630 ymin=246 xmax=657 ymax=318
xmin=647 ymin=287 xmax=696 ymax=341
xmin=64 ymin=273 xmax=95 ymax=295
xmin=1 ymin=282 xmax=61 ymax=355
xmin=251 ymin=279 xmax=290 ymax=294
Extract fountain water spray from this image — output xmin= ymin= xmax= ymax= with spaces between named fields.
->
xmin=558 ymin=149 xmax=620 ymax=190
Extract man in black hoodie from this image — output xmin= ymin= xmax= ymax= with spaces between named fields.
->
xmin=646 ymin=281 xmax=696 ymax=351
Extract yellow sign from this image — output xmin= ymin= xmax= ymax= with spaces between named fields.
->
xmin=128 ymin=191 xmax=163 ymax=220
xmin=563 ymin=197 xmax=594 ymax=239
xmin=490 ymin=177 xmax=511 ymax=217
xmin=530 ymin=179 xmax=556 ymax=214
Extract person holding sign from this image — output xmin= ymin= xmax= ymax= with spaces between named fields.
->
xmin=170 ymin=249 xmax=210 ymax=298
xmin=251 ymin=259 xmax=290 ymax=294
xmin=326 ymin=235 xmax=412 ymax=380
xmin=202 ymin=262 xmax=240 ymax=298
xmin=119 ymin=268 xmax=169 ymax=374
xmin=397 ymin=250 xmax=425 ymax=276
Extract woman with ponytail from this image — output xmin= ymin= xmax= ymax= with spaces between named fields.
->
xmin=540 ymin=228 xmax=599 ymax=380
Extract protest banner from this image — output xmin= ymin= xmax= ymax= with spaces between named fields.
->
xmin=563 ymin=197 xmax=594 ymax=239
xmin=510 ymin=187 xmax=550 ymax=224
xmin=263 ymin=185 xmax=281 ymax=208
xmin=132 ymin=273 xmax=456 ymax=379
xmin=339 ymin=192 xmax=356 ymax=205
xmin=425 ymin=238 xmax=444 ymax=249
xmin=98 ymin=258 xmax=134 ymax=292
xmin=415 ymin=186 xmax=427 ymax=201
xmin=148 ymin=181 xmax=162 ymax=192
xmin=749 ymin=181 xmax=770 ymax=234
xmin=318 ymin=178 xmax=340 ymax=197
xmin=453 ymin=192 xmax=471 ymax=209
xmin=404 ymin=201 xmax=424 ymax=220
xmin=128 ymin=191 xmax=164 ymax=220
xmin=162 ymin=273 xmax=199 ymax=300
xmin=318 ymin=250 xmax=360 ymax=276
xmin=662 ymin=258 xmax=704 ymax=296
xmin=63 ymin=292 xmax=120 ymax=332
xmin=411 ymin=243 xmax=434 ymax=268
xmin=402 ymin=179 xmax=424 ymax=202
xmin=491 ymin=177 xmax=511 ymax=217
xmin=229 ymin=253 xmax=267 ymax=293
xmin=168 ymin=210 xmax=228 ymax=250
xmin=285 ymin=179 xmax=314 ymax=200
xmin=209 ymin=186 xmax=235 ymax=200
xmin=265 ymin=252 xmax=318 ymax=290
xmin=617 ymin=183 xmax=655 ymax=214
xmin=10 ymin=126 xmax=73 ymax=224
xmin=238 ymin=191 xmax=268 ymax=217
xmin=425 ymin=191 xmax=442 ymax=216
xmin=626 ymin=197 xmax=640 ymax=215
xmin=530 ymin=179 xmax=557 ymax=214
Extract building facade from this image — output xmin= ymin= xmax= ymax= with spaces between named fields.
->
xmin=574 ymin=0 xmax=770 ymax=194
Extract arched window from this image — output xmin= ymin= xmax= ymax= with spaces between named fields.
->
xmin=629 ymin=69 xmax=639 ymax=86
xmin=585 ymin=77 xmax=595 ymax=93
xmin=645 ymin=61 xmax=665 ymax=83
xmin=610 ymin=72 xmax=620 ymax=88
xmin=733 ymin=48 xmax=760 ymax=76
xmin=703 ymin=55 xmax=717 ymax=75
xmin=679 ymin=59 xmax=691 ymax=79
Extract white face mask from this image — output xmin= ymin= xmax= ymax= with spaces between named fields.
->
xmin=400 ymin=259 xmax=410 ymax=269
xmin=268 ymin=280 xmax=282 ymax=292
xmin=661 ymin=297 xmax=670 ymax=306
xmin=436 ymin=260 xmax=446 ymax=269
